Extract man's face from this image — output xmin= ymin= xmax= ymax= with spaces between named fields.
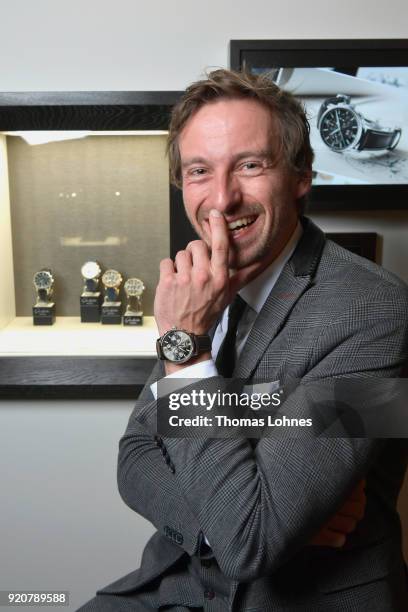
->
xmin=178 ymin=98 xmax=311 ymax=273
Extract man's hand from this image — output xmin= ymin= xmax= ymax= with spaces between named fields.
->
xmin=308 ymin=479 xmax=366 ymax=548
xmin=154 ymin=209 xmax=232 ymax=339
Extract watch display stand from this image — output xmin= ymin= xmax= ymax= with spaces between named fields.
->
xmin=80 ymin=293 xmax=102 ymax=323
xmin=32 ymin=302 xmax=56 ymax=326
xmin=123 ymin=311 xmax=143 ymax=326
xmin=101 ymin=302 xmax=122 ymax=325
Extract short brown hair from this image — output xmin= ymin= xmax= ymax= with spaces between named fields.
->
xmin=167 ymin=68 xmax=314 ymax=192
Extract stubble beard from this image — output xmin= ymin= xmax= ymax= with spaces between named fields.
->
xmin=229 ymin=227 xmax=275 ymax=270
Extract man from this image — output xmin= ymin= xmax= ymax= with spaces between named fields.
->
xmin=80 ymin=70 xmax=408 ymax=610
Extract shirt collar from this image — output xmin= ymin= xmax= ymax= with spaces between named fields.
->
xmin=238 ymin=221 xmax=303 ymax=315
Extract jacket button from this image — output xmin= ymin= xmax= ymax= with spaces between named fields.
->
xmin=204 ymin=590 xmax=215 ymax=600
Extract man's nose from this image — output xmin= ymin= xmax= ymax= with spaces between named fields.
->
xmin=211 ymin=172 xmax=242 ymax=212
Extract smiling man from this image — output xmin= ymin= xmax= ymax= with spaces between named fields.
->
xmin=79 ymin=70 xmax=408 ymax=611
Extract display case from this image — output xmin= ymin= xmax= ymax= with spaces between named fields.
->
xmin=0 ymin=91 xmax=193 ymax=399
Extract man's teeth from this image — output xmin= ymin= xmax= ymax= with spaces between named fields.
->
xmin=227 ymin=217 xmax=255 ymax=230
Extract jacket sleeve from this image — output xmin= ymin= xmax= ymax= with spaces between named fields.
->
xmin=117 ymin=361 xmax=204 ymax=557
xmin=120 ymin=283 xmax=408 ymax=581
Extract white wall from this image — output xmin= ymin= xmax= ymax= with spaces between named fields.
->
xmin=0 ymin=401 xmax=154 ymax=612
xmin=0 ymin=0 xmax=407 ymax=91
xmin=0 ymin=1 xmax=407 ymax=610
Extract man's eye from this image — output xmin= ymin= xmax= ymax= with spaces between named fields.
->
xmin=240 ymin=161 xmax=263 ymax=173
xmin=190 ymin=168 xmax=207 ymax=176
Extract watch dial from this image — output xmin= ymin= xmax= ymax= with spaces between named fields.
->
xmin=81 ymin=261 xmax=101 ymax=280
xmin=124 ymin=278 xmax=145 ymax=297
xmin=33 ymin=270 xmax=53 ymax=289
xmin=162 ymin=330 xmax=194 ymax=363
xmin=320 ymin=107 xmax=360 ymax=151
xmin=102 ymin=269 xmax=122 ymax=288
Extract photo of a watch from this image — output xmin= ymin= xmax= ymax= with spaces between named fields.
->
xmin=156 ymin=328 xmax=212 ymax=364
xmin=33 ymin=268 xmax=54 ymax=303
xmin=81 ymin=261 xmax=102 ymax=293
xmin=317 ymin=94 xmax=402 ymax=153
xmin=102 ymin=269 xmax=123 ymax=303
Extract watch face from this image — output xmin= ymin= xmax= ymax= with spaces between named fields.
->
xmin=102 ymin=269 xmax=122 ymax=288
xmin=33 ymin=270 xmax=53 ymax=289
xmin=319 ymin=106 xmax=361 ymax=152
xmin=161 ymin=330 xmax=195 ymax=363
xmin=124 ymin=278 xmax=145 ymax=297
xmin=81 ymin=261 xmax=101 ymax=280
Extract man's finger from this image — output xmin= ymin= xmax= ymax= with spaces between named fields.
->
xmin=309 ymin=528 xmax=346 ymax=548
xmin=159 ymin=258 xmax=175 ymax=279
xmin=338 ymin=500 xmax=365 ymax=521
xmin=325 ymin=514 xmax=357 ymax=535
xmin=208 ymin=209 xmax=229 ymax=273
xmin=348 ymin=479 xmax=366 ymax=502
xmin=174 ymin=250 xmax=193 ymax=275
xmin=186 ymin=240 xmax=211 ymax=272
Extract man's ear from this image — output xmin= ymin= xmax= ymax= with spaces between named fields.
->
xmin=295 ymin=169 xmax=312 ymax=200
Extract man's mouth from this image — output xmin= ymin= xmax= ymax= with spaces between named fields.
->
xmin=200 ymin=213 xmax=259 ymax=243
xmin=227 ymin=215 xmax=257 ymax=232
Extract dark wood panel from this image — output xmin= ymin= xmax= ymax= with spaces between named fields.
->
xmin=326 ymin=232 xmax=378 ymax=263
xmin=0 ymin=105 xmax=173 ymax=131
xmin=170 ymin=185 xmax=198 ymax=256
xmin=0 ymin=91 xmax=182 ymax=106
xmin=230 ymin=39 xmax=408 ymax=71
xmin=0 ymin=91 xmax=182 ymax=130
xmin=0 ymin=357 xmax=156 ymax=399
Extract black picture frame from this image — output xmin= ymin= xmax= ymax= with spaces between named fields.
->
xmin=326 ymin=232 xmax=378 ymax=263
xmin=229 ymin=39 xmax=408 ymax=212
xmin=0 ymin=91 xmax=185 ymax=399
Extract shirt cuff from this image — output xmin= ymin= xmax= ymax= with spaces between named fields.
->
xmin=150 ymin=359 xmax=218 ymax=399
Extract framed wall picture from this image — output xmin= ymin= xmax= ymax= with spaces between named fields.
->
xmin=326 ymin=232 xmax=378 ymax=263
xmin=230 ymin=39 xmax=408 ymax=211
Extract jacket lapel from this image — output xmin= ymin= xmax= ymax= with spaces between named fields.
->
xmin=234 ymin=217 xmax=325 ymax=380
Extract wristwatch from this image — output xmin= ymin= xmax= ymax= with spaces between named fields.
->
xmin=33 ymin=268 xmax=54 ymax=303
xmin=124 ymin=277 xmax=145 ymax=298
xmin=81 ymin=260 xmax=102 ymax=293
xmin=102 ymin=269 xmax=123 ymax=302
xmin=156 ymin=327 xmax=212 ymax=364
xmin=317 ymin=94 xmax=401 ymax=153
xmin=124 ymin=277 xmax=145 ymax=313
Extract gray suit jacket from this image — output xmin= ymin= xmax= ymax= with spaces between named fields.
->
xmin=95 ymin=218 xmax=408 ymax=611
